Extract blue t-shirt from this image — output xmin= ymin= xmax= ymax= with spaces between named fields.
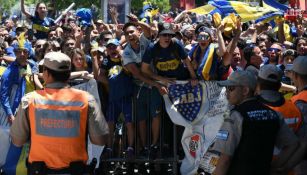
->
xmin=142 ymin=39 xmax=190 ymax=80
xmin=101 ymin=56 xmax=133 ymax=102
xmin=30 ymin=16 xmax=54 ymax=39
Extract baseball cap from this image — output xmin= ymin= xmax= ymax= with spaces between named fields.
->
xmin=218 ymin=70 xmax=257 ymax=90
xmin=43 ymin=52 xmax=71 ymax=72
xmin=106 ymin=39 xmax=120 ymax=47
xmin=158 ymin=23 xmax=175 ymax=35
xmin=287 ymin=55 xmax=307 ymax=75
xmin=76 ymin=8 xmax=92 ymax=27
xmin=258 ymin=64 xmax=282 ymax=83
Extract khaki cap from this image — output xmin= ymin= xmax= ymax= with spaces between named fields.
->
xmin=218 ymin=70 xmax=257 ymax=90
xmin=43 ymin=52 xmax=71 ymax=72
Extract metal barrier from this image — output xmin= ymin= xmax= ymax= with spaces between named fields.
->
xmin=98 ymin=86 xmax=180 ymax=175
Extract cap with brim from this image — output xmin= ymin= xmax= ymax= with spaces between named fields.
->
xmin=158 ymin=22 xmax=175 ymax=35
xmin=159 ymin=29 xmax=175 ymax=35
xmin=218 ymin=70 xmax=257 ymax=90
xmin=288 ymin=55 xmax=307 ymax=75
xmin=43 ymin=52 xmax=71 ymax=72
xmin=106 ymin=39 xmax=120 ymax=47
xmin=258 ymin=64 xmax=282 ymax=83
xmin=218 ymin=80 xmax=240 ymax=87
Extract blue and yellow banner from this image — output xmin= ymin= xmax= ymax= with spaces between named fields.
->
xmin=189 ymin=0 xmax=286 ymax=23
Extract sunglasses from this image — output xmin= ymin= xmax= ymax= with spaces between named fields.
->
xmin=226 ymin=86 xmax=236 ymax=92
xmin=197 ymin=34 xmax=210 ymax=41
xmin=268 ymin=48 xmax=281 ymax=53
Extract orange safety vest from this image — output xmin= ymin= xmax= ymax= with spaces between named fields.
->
xmin=268 ymin=100 xmax=302 ymax=133
xmin=291 ymin=90 xmax=307 ymax=104
xmin=28 ymin=88 xmax=89 ymax=169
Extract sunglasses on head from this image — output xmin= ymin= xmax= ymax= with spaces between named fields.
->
xmin=268 ymin=48 xmax=281 ymax=53
xmin=197 ymin=34 xmax=210 ymax=41
xmin=283 ymin=50 xmax=296 ymax=57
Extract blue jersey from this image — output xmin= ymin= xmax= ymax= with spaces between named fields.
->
xmin=101 ymin=56 xmax=133 ymax=102
xmin=30 ymin=16 xmax=54 ymax=39
xmin=142 ymin=39 xmax=190 ymax=80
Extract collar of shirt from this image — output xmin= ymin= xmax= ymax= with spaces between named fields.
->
xmin=45 ymin=82 xmax=69 ymax=89
xmin=259 ymin=90 xmax=281 ymax=103
xmin=238 ymin=96 xmax=257 ymax=106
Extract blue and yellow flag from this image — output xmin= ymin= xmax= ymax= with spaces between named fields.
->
xmin=192 ymin=44 xmax=217 ymax=80
xmin=189 ymin=0 xmax=284 ymax=23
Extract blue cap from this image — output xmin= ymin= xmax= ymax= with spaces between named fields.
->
xmin=76 ymin=8 xmax=92 ymax=26
xmin=106 ymin=39 xmax=120 ymax=47
xmin=143 ymin=4 xmax=152 ymax=11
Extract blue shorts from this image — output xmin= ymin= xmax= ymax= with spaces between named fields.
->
xmin=134 ymin=85 xmax=162 ymax=121
xmin=107 ymin=97 xmax=133 ymax=123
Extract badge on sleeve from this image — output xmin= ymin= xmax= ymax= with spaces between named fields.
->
xmin=216 ymin=130 xmax=229 ymax=141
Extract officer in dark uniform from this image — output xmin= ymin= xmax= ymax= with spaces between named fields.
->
xmin=198 ymin=70 xmax=298 ymax=175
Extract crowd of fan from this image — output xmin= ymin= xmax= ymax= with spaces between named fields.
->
xmin=1 ymin=1 xmax=307 ymax=174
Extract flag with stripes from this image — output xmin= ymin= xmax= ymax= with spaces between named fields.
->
xmin=189 ymin=0 xmax=285 ymax=23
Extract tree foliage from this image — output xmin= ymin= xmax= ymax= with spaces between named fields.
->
xmin=0 ymin=0 xmax=100 ymax=12
xmin=131 ymin=0 xmax=171 ymax=13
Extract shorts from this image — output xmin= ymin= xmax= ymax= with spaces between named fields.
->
xmin=134 ymin=85 xmax=162 ymax=121
xmin=107 ymin=96 xmax=133 ymax=123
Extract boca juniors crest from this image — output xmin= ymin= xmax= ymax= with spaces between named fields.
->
xmin=163 ymin=81 xmax=229 ymax=175
xmin=168 ymin=82 xmax=203 ymax=122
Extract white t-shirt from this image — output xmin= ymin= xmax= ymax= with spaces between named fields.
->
xmin=122 ymin=34 xmax=151 ymax=66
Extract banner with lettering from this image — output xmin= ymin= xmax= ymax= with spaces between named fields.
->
xmin=163 ymin=81 xmax=229 ymax=175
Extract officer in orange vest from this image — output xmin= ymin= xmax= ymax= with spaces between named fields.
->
xmin=288 ymin=55 xmax=307 ymax=175
xmin=256 ymin=64 xmax=302 ymax=133
xmin=10 ymin=52 xmax=109 ymax=175
xmin=256 ymin=64 xmax=307 ymax=175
